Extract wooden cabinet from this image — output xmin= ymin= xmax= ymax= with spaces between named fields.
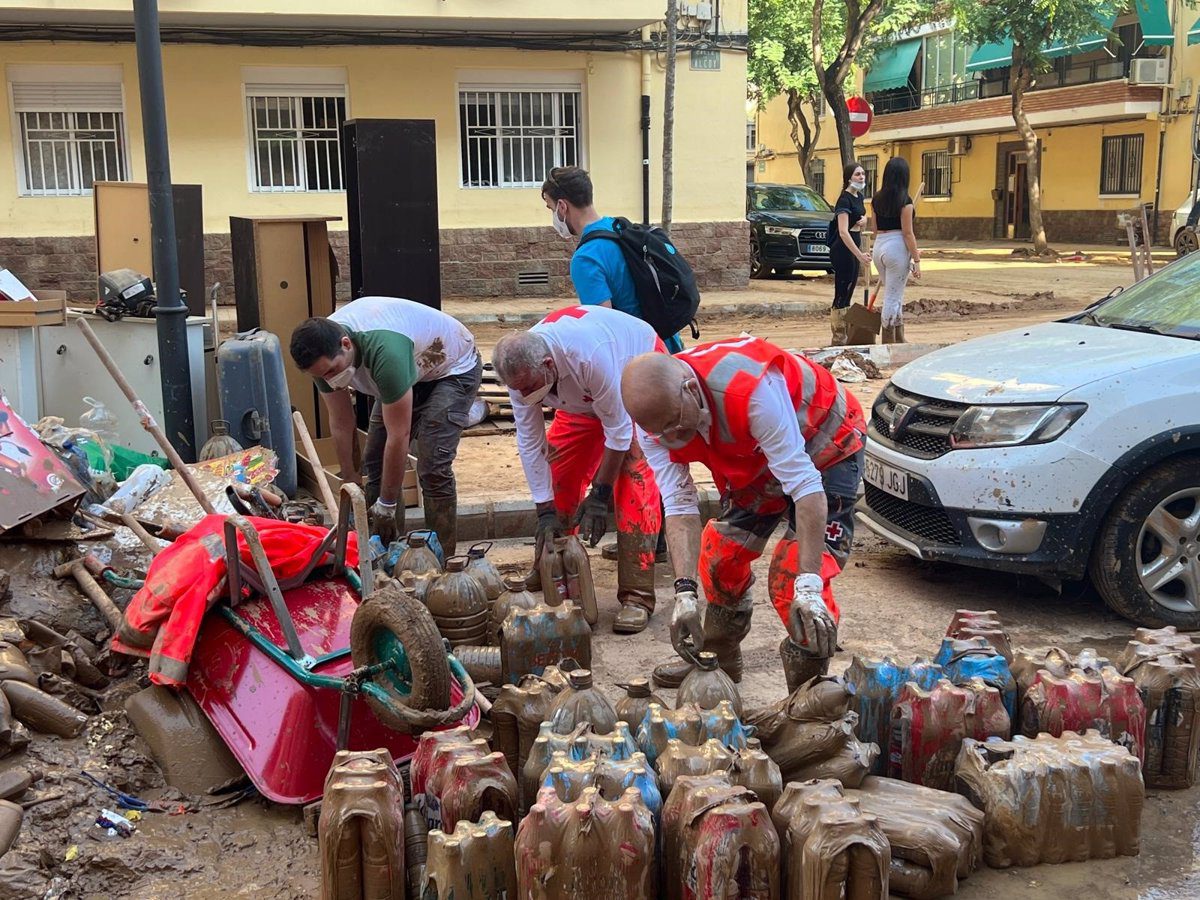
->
xmin=229 ymin=215 xmax=340 ymax=437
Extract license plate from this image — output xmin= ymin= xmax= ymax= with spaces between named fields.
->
xmin=864 ymin=454 xmax=909 ymax=500
xmin=806 ymin=244 xmax=829 ymax=254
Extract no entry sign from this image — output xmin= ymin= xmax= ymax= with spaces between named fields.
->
xmin=848 ymin=96 xmax=873 ymax=138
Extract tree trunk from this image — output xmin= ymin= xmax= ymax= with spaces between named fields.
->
xmin=661 ymin=0 xmax=678 ymax=233
xmin=786 ymin=88 xmax=822 ymax=185
xmin=823 ymin=75 xmax=855 ymax=170
xmin=1011 ymin=54 xmax=1050 ymax=254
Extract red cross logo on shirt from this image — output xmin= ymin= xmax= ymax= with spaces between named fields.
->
xmin=825 ymin=522 xmax=845 ymax=542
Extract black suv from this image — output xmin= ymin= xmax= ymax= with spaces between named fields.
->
xmin=747 ymin=183 xmax=835 ymax=278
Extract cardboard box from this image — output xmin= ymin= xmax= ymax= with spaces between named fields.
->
xmin=296 ymin=430 xmax=420 ymax=509
xmin=0 ymin=290 xmax=67 ymax=328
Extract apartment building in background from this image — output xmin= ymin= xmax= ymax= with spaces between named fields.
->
xmin=753 ymin=1 xmax=1198 ymax=246
xmin=0 ymin=1 xmax=750 ymax=300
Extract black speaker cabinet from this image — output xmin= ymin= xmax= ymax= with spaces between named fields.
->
xmin=342 ymin=119 xmax=441 ymax=309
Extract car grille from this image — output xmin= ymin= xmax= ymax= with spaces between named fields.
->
xmin=864 ymin=484 xmax=962 ymax=546
xmin=798 ymin=228 xmax=826 ymax=242
xmin=870 ymin=384 xmax=968 ymax=459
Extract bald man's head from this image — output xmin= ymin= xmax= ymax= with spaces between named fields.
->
xmin=621 ymin=352 xmax=691 ymax=434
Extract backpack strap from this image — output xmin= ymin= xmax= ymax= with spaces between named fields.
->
xmin=579 ymin=229 xmax=621 ymax=246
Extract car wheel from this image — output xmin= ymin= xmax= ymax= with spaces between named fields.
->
xmin=750 ymin=239 xmax=766 ymax=279
xmin=1174 ymin=229 xmax=1198 ymax=257
xmin=1089 ymin=457 xmax=1200 ymax=629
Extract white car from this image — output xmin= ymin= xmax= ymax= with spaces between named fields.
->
xmin=857 ymin=253 xmax=1200 ymax=628
xmin=1173 ymin=190 xmax=1199 ymax=256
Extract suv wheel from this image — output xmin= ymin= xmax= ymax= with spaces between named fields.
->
xmin=1090 ymin=457 xmax=1200 ymax=628
xmin=1175 ymin=228 xmax=1198 ymax=257
xmin=750 ymin=238 xmax=766 ymax=279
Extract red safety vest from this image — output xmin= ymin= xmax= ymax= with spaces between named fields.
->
xmin=669 ymin=336 xmax=865 ymax=491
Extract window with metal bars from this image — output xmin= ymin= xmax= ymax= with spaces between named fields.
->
xmin=1100 ymin=134 xmax=1143 ymax=196
xmin=922 ymin=150 xmax=951 ymax=197
xmin=860 ymin=154 xmax=879 ymax=199
xmin=459 ymin=88 xmax=580 ymax=188
xmin=810 ymin=158 xmax=826 ymax=200
xmin=17 ymin=110 xmax=127 ymax=196
xmin=247 ymin=94 xmax=346 ymax=192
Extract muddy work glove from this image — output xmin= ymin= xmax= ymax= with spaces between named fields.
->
xmin=787 ymin=573 xmax=837 ymax=659
xmin=572 ymin=482 xmax=613 ymax=547
xmin=670 ymin=579 xmax=703 ymax=664
xmin=535 ymin=502 xmax=565 ymax=563
xmin=368 ymin=499 xmax=401 ymax=547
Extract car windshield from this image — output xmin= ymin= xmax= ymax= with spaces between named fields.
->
xmin=749 ymin=185 xmax=831 ymax=213
xmin=1085 ymin=252 xmax=1200 ymax=339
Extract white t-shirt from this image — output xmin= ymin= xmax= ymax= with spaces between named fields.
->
xmin=640 ymin=367 xmax=825 ymax=516
xmin=509 ymin=306 xmax=661 ymax=504
xmin=327 ymin=296 xmax=478 ymax=400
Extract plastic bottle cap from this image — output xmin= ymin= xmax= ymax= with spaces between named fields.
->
xmin=624 ymin=679 xmax=651 ymax=698
xmin=410 ymin=535 xmax=427 ymax=548
xmin=504 ymin=575 xmax=527 ymax=590
xmin=696 ymin=651 xmax=719 ymax=671
xmin=446 ymin=558 xmax=467 ymax=573
xmin=567 ymin=669 xmax=593 ymax=690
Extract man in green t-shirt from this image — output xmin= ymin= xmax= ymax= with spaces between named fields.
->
xmin=290 ymin=297 xmax=482 ymax=552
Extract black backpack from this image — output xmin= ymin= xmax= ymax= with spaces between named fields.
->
xmin=579 ymin=217 xmax=702 ymax=341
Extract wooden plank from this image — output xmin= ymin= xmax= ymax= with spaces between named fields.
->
xmin=94 ymin=182 xmax=154 ymax=281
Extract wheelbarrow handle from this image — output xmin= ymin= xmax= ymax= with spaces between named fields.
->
xmin=224 ymin=515 xmax=308 ymax=664
xmin=335 ymin=484 xmax=372 ymax=597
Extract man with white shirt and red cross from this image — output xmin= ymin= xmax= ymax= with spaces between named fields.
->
xmin=620 ymin=335 xmax=866 ymax=689
xmin=492 ymin=305 xmax=666 ymax=634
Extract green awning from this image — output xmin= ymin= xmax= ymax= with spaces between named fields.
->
xmin=965 ymin=39 xmax=1014 ymax=73
xmin=863 ymin=38 xmax=921 ymax=92
xmin=1043 ymin=10 xmax=1118 ymax=59
xmin=1190 ymin=16 xmax=1200 ymax=45
xmin=1136 ymin=0 xmax=1174 ymax=46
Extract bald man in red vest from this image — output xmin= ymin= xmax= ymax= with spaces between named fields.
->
xmin=621 ymin=335 xmax=866 ymax=689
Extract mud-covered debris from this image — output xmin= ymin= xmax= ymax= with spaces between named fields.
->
xmin=816 ymin=350 xmax=882 ymax=380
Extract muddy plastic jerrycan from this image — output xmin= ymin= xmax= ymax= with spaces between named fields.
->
xmin=426 ymin=556 xmax=490 ymax=647
xmin=491 ymin=574 xmax=540 ymax=644
xmin=844 ymin=656 xmax=944 ymax=775
xmin=547 ymin=669 xmax=619 ymax=736
xmin=676 ymin=651 xmax=743 ymax=716
xmin=492 ymin=679 xmax=561 ymax=780
xmin=616 ymin=678 xmax=665 ymax=735
xmin=500 ymin=603 xmax=592 ymax=684
xmin=318 ymin=749 xmax=405 ymax=900
xmin=422 ymin=738 xmax=490 ymax=832
xmin=410 ymin=726 xmax=475 ymax=801
xmin=538 ymin=536 xmax=571 ymax=607
xmin=438 ymin=751 xmax=518 ymax=833
xmin=561 ymin=534 xmax=599 ymax=627
xmin=516 ymin=785 xmax=657 ymax=898
xmin=394 ymin=532 xmax=443 ymax=577
xmin=423 ymin=811 xmax=517 ymax=900
xmin=465 ymin=541 xmax=505 ymax=602
xmin=660 ymin=773 xmax=736 ymax=900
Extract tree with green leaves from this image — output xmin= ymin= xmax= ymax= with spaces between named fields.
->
xmin=952 ymin=0 xmax=1122 ymax=254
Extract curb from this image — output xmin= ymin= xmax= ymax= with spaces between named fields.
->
xmin=452 ymin=300 xmax=825 ymax=328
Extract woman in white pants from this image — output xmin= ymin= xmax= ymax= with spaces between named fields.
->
xmin=870 ymin=158 xmax=921 ymax=343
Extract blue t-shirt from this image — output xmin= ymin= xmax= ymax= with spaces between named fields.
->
xmin=571 ymin=217 xmax=684 ymax=353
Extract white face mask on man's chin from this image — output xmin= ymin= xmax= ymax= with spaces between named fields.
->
xmin=514 ymin=378 xmax=554 ymax=406
xmin=325 ymin=365 xmax=356 ymax=390
xmin=551 ymin=205 xmax=572 ymax=239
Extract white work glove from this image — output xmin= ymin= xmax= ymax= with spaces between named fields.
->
xmin=368 ymin=498 xmax=401 ymax=546
xmin=670 ymin=580 xmax=703 ymax=664
xmin=787 ymin=573 xmax=837 ymax=659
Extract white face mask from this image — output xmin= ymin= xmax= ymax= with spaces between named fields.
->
xmin=326 ymin=366 xmax=356 ymax=390
xmin=551 ymin=204 xmax=572 ymax=239
xmin=515 ymin=379 xmax=554 ymax=406
xmin=850 ymin=178 xmax=866 ymax=192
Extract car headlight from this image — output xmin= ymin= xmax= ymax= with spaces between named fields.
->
xmin=764 ymin=226 xmax=801 ymax=236
xmin=949 ymin=403 xmax=1087 ymax=449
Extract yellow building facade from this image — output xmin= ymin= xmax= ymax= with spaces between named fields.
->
xmin=753 ymin=4 xmax=1197 ymax=247
xmin=0 ymin=0 xmax=750 ymax=298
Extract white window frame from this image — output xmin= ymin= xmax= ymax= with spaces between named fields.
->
xmin=456 ymin=68 xmax=586 ymax=190
xmin=241 ymin=66 xmax=349 ymax=194
xmin=7 ymin=64 xmax=130 ymax=198
xmin=746 ymin=120 xmax=758 ymax=153
xmin=922 ymin=149 xmax=952 ymax=198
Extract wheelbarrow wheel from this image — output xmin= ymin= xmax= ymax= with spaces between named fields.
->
xmin=350 ymin=585 xmax=451 ymax=727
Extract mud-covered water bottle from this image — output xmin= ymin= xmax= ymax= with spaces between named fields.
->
xmin=676 ymin=651 xmax=743 ymax=717
xmin=465 ymin=542 xmax=505 ymax=603
xmin=395 ymin=533 xmax=442 ymax=577
xmin=500 ymin=604 xmax=592 ymax=685
xmin=561 ymin=535 xmax=599 ymax=626
xmin=616 ymin=678 xmax=665 ymax=734
xmin=426 ymin=557 xmax=489 ymax=647
xmin=438 ymin=752 xmax=518 ymax=833
xmin=423 ymin=811 xmax=517 ymax=900
xmin=547 ymin=669 xmax=619 ymax=736
xmin=491 ymin=574 xmax=540 ymax=644
xmin=538 ymin=537 xmax=570 ymax=606
xmin=318 ymin=749 xmax=405 ymax=900
xmin=403 ymin=804 xmax=428 ymax=900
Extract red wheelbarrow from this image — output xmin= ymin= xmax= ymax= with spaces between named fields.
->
xmin=186 ymin=485 xmax=480 ymax=805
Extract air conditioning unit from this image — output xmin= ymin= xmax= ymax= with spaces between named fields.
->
xmin=947 ymin=135 xmax=970 ymax=156
xmin=1131 ymin=58 xmax=1170 ymax=86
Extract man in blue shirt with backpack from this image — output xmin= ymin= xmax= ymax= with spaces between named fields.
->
xmin=541 ymin=166 xmax=687 ymax=354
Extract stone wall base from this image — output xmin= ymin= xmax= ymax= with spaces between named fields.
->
xmin=0 ymin=220 xmax=750 ymax=304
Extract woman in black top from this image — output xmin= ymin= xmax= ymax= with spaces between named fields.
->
xmin=829 ymin=161 xmax=871 ymax=345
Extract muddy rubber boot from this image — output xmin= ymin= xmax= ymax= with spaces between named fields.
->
xmin=830 ymin=307 xmax=849 ymax=346
xmin=653 ymin=602 xmax=753 ymax=688
xmin=779 ymin=637 xmax=830 ymax=693
xmin=613 ymin=530 xmax=656 ymax=635
xmin=423 ymin=496 xmax=458 ymax=558
xmin=894 ymin=322 xmax=907 ymax=343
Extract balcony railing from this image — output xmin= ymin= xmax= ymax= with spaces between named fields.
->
xmin=869 ymin=57 xmax=1132 ymax=116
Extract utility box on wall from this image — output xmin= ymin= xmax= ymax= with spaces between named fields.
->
xmin=229 ymin=215 xmax=340 ymax=437
xmin=342 ymin=119 xmax=441 ymax=308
